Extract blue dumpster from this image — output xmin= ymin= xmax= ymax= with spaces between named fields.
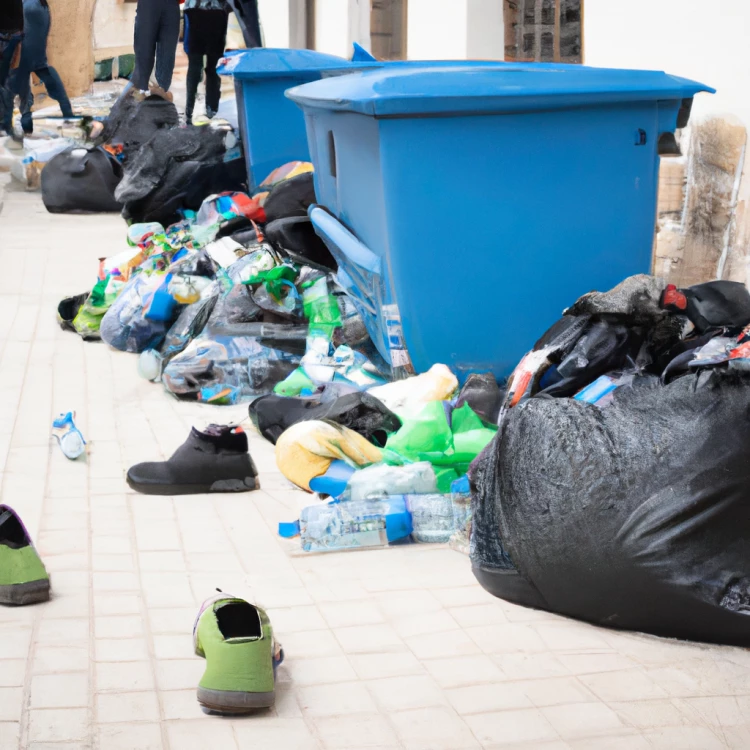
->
xmin=217 ymin=48 xmax=379 ymax=192
xmin=287 ymin=64 xmax=714 ymax=381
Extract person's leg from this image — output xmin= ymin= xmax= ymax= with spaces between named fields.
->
xmin=204 ymin=52 xmax=222 ymax=118
xmin=185 ymin=53 xmax=203 ymax=124
xmin=132 ymin=0 xmax=159 ymax=92
xmin=14 ymin=69 xmax=33 ymax=134
xmin=154 ymin=0 xmax=180 ymax=93
xmin=34 ymin=66 xmax=74 ymax=117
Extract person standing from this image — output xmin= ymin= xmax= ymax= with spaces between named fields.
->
xmin=12 ymin=0 xmax=74 ymax=136
xmin=0 ymin=0 xmax=24 ymax=134
xmin=131 ymin=0 xmax=182 ymax=102
xmin=182 ymin=0 xmax=230 ymax=124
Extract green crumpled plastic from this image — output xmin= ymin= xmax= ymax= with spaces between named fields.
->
xmin=242 ymin=265 xmax=298 ymax=300
xmin=383 ymin=401 xmax=497 ymax=492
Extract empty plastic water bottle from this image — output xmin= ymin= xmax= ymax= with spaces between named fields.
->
xmin=52 ymin=412 xmax=86 ymax=460
xmin=299 ymin=497 xmax=412 ymax=553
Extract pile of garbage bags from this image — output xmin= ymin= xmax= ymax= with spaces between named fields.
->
xmin=41 ymin=93 xmax=246 ymax=221
xmin=57 ymin=159 xmax=389 ymax=408
xmin=471 ymin=274 xmax=750 ymax=647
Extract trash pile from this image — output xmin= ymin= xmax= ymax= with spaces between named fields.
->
xmin=471 ymin=274 xmax=750 ymax=647
xmin=267 ymin=364 xmax=503 ymax=554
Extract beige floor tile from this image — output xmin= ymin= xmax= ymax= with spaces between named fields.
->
xmin=318 ymin=600 xmax=385 ymax=628
xmin=312 ymin=714 xmax=399 ymax=749
xmin=391 ymin=706 xmax=480 ymax=749
xmin=516 ymin=676 xmax=596 ymax=707
xmin=30 ymin=673 xmax=88 ymax=709
xmin=27 ymin=708 xmax=89 ymax=744
xmin=610 ymin=699 xmax=689 ymax=729
xmin=423 ymin=655 xmax=506 ymax=689
xmin=405 ymin=629 xmax=480 ymax=660
xmin=160 ymin=689 xmax=205 ymax=720
xmin=298 ymin=681 xmax=378 ymax=717
xmin=152 ymin=634 xmax=193 ymax=660
xmin=335 ymin=624 xmax=406 ymax=655
xmin=465 ymin=708 xmax=560 ymax=747
xmin=234 ymin=717 xmax=320 ymax=750
xmin=95 ymin=638 xmax=150 ymax=662
xmin=579 ymin=669 xmax=668 ymax=702
xmin=393 ymin=610 xmax=462 ymax=639
xmin=0 ymin=687 xmax=23 ymax=721
xmin=147 ymin=608 xmax=195 ymax=635
xmin=94 ymin=615 xmax=144 ymax=639
xmin=154 ymin=659 xmax=205 ymax=692
xmin=0 ymin=660 xmax=26 ymax=687
xmin=0 ymin=722 xmax=20 ymax=747
xmin=166 ymin=718 xmax=239 ymax=750
xmin=542 ymin=702 xmax=625 ymax=739
xmin=348 ymin=651 xmax=425 ymax=680
xmin=367 ymin=675 xmax=448 ymax=712
xmin=95 ymin=661 xmax=155 ymax=693
xmin=97 ymin=722 xmax=163 ymax=750
xmin=641 ymin=726 xmax=727 ymax=750
xmin=286 ymin=656 xmax=358 ymax=686
xmin=446 ymin=684 xmax=533 ymax=716
xmin=96 ymin=691 xmax=160 ymax=723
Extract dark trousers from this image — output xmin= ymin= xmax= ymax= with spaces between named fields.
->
xmin=16 ymin=64 xmax=73 ymax=134
xmin=186 ymin=52 xmax=221 ymax=121
xmin=132 ymin=0 xmax=180 ymax=92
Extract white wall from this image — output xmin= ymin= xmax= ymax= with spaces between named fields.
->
xmin=258 ymin=0 xmax=291 ymax=47
xmin=466 ymin=0 xmax=504 ymax=60
xmin=408 ymin=0 xmax=468 ymax=59
xmin=584 ymin=0 xmax=750 ymax=127
xmin=92 ymin=0 xmax=135 ymax=57
xmin=315 ymin=0 xmax=351 ymax=57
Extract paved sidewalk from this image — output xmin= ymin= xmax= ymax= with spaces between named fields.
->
xmin=1 ymin=179 xmax=749 ymax=750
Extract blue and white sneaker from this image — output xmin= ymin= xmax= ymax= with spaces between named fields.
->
xmin=52 ymin=412 xmax=86 ymax=460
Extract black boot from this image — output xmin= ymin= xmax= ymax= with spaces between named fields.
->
xmin=127 ymin=425 xmax=259 ymax=495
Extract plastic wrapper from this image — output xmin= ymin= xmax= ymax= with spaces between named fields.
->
xmin=342 ymin=462 xmax=437 ymax=502
xmin=72 ymin=275 xmax=125 ymax=339
xmin=100 ymin=274 xmax=180 ymax=353
xmin=162 ymin=327 xmax=306 ymax=404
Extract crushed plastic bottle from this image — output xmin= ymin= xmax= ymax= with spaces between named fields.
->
xmin=406 ymin=493 xmax=457 ymax=544
xmin=51 ymin=412 xmax=86 ymax=460
xmin=299 ymin=497 xmax=412 ymax=552
xmin=448 ymin=475 xmax=472 ymax=555
xmin=342 ymin=462 xmax=437 ymax=503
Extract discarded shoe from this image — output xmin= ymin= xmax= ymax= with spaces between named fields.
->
xmin=193 ymin=592 xmax=283 ymax=714
xmin=149 ymin=85 xmax=174 ymax=103
xmin=52 ymin=412 xmax=86 ymax=460
xmin=57 ymin=293 xmax=89 ymax=333
xmin=127 ymin=425 xmax=259 ymax=495
xmin=0 ymin=505 xmax=50 ymax=606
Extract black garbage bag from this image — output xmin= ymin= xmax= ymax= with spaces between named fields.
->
xmin=265 ymin=216 xmax=336 ymax=271
xmin=116 ymin=126 xmax=244 ymax=226
xmin=455 ymin=373 xmax=504 ymax=424
xmin=42 ymin=147 xmax=123 ymax=214
xmin=263 ymin=172 xmax=316 ymax=222
xmin=249 ymin=391 xmax=402 ymax=446
xmin=97 ymin=94 xmax=179 ymax=161
xmin=471 ymin=369 xmax=750 ymax=647
xmin=662 ymin=280 xmax=750 ymax=334
xmin=539 ymin=320 xmax=643 ymax=399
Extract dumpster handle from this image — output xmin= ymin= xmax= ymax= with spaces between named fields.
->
xmin=309 ymin=206 xmax=381 ymax=275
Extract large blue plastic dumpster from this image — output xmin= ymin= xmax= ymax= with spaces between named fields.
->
xmin=217 ymin=48 xmax=379 ymax=192
xmin=287 ymin=64 xmax=714 ymax=381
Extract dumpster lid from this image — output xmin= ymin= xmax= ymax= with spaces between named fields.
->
xmin=285 ymin=64 xmax=715 ymax=117
xmin=218 ymin=47 xmax=379 ymax=78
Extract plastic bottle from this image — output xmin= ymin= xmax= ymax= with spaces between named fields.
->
xmin=406 ymin=494 xmax=457 ymax=544
xmin=299 ymin=497 xmax=412 ymax=553
xmin=343 ymin=462 xmax=437 ymax=503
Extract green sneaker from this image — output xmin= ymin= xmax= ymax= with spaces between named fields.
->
xmin=0 ymin=505 xmax=50 ymax=606
xmin=193 ymin=592 xmax=284 ymax=714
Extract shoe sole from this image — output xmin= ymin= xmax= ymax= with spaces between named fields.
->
xmin=0 ymin=579 xmax=50 ymax=606
xmin=126 ymin=476 xmax=260 ymax=495
xmin=197 ymin=687 xmax=275 ymax=714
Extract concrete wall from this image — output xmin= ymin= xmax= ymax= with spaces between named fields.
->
xmin=47 ymin=0 xmax=97 ymax=97
xmin=406 ymin=0 xmax=504 ymax=60
xmin=93 ymin=0 xmax=136 ymax=60
xmin=586 ymin=0 xmax=750 ymax=286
